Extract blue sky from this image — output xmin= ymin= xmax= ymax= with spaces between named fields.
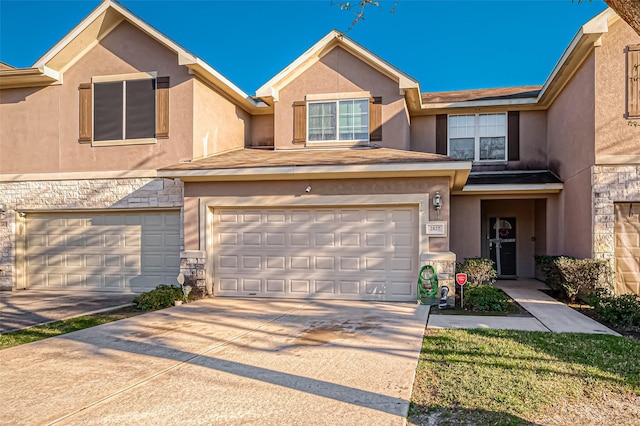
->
xmin=0 ymin=0 xmax=608 ymax=93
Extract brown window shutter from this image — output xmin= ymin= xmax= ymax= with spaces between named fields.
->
xmin=293 ymin=101 xmax=306 ymax=144
xmin=627 ymin=45 xmax=640 ymax=118
xmin=435 ymin=114 xmax=447 ymax=155
xmin=370 ymin=96 xmax=382 ymax=142
xmin=156 ymin=77 xmax=170 ymax=138
xmin=78 ymin=83 xmax=92 ymax=143
xmin=508 ymin=111 xmax=520 ymax=161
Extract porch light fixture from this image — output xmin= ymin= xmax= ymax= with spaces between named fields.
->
xmin=0 ymin=203 xmax=5 ymax=213
xmin=432 ymin=192 xmax=442 ymax=219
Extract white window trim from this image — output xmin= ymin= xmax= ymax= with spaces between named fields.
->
xmin=306 ymin=98 xmax=370 ymax=145
xmin=447 ymin=113 xmax=508 ymax=163
xmin=91 ymin=71 xmax=158 ymax=147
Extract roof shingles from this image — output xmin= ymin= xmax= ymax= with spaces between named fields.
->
xmin=161 ymin=147 xmax=461 ymax=171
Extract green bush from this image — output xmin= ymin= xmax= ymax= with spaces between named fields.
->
xmin=591 ymin=292 xmax=640 ymax=328
xmin=132 ymin=284 xmax=185 ymax=311
xmin=463 ymin=284 xmax=510 ymax=312
xmin=535 ymin=256 xmax=612 ymax=303
xmin=456 ymin=258 xmax=497 ymax=285
xmin=535 ymin=255 xmax=565 ymax=292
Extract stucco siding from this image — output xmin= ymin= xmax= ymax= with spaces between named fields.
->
xmin=274 ymin=47 xmax=409 ymax=150
xmin=560 ymin=167 xmax=594 ymax=259
xmin=250 ymin=114 xmax=275 ymax=147
xmin=409 ymin=115 xmax=436 ymax=153
xmin=192 ymin=77 xmax=250 ymax=158
xmin=595 ymin=19 xmax=640 ymax=159
xmin=547 ymin=52 xmax=596 ymax=180
xmin=450 ymin=196 xmax=482 ymax=260
xmin=1 ymin=21 xmax=195 ymax=175
xmin=515 ymin=110 xmax=547 ymax=169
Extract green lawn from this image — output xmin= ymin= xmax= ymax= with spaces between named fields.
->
xmin=0 ymin=307 xmax=142 ymax=350
xmin=409 ymin=329 xmax=640 ymax=425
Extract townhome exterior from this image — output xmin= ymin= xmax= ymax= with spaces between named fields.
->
xmin=1 ymin=2 xmax=638 ymax=299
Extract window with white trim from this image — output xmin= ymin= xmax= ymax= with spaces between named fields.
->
xmin=448 ymin=113 xmax=507 ymax=161
xmin=307 ymin=99 xmax=369 ymax=142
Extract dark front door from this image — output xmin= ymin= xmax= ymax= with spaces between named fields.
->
xmin=489 ymin=217 xmax=517 ymax=276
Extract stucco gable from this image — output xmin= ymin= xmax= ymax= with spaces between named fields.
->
xmin=24 ymin=0 xmax=264 ymax=112
xmin=256 ymin=30 xmax=422 ymax=108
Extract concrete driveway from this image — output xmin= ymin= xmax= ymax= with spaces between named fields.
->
xmin=0 ymin=298 xmax=429 ymax=425
xmin=0 ymin=291 xmax=136 ymax=333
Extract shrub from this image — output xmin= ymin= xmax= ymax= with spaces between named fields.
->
xmin=456 ymin=258 xmax=497 ymax=285
xmin=535 ymin=256 xmax=612 ymax=303
xmin=535 ymin=255 xmax=565 ymax=292
xmin=463 ymin=284 xmax=510 ymax=312
xmin=132 ymin=284 xmax=185 ymax=311
xmin=591 ymin=292 xmax=640 ymax=328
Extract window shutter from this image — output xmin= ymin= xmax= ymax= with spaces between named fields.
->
xmin=508 ymin=111 xmax=520 ymax=161
xmin=156 ymin=77 xmax=170 ymax=138
xmin=370 ymin=96 xmax=382 ymax=142
xmin=627 ymin=45 xmax=640 ymax=118
xmin=78 ymin=83 xmax=92 ymax=143
xmin=435 ymin=114 xmax=447 ymax=155
xmin=293 ymin=101 xmax=306 ymax=144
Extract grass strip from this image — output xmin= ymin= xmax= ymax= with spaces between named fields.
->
xmin=0 ymin=307 xmax=142 ymax=350
xmin=409 ymin=329 xmax=640 ymax=425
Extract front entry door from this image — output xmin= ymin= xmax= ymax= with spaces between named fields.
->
xmin=489 ymin=217 xmax=516 ymax=277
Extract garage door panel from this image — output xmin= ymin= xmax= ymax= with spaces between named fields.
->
xmin=26 ymin=212 xmax=180 ymax=292
xmin=615 ymin=204 xmax=640 ymax=296
xmin=214 ymin=206 xmax=418 ymax=301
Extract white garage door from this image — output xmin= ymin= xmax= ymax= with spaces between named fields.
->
xmin=26 ymin=211 xmax=181 ymax=292
xmin=213 ymin=206 xmax=419 ymax=301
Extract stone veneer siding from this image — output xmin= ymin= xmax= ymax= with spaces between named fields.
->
xmin=179 ymin=250 xmax=207 ymax=297
xmin=0 ymin=178 xmax=184 ymax=290
xmin=592 ymin=165 xmax=640 ymax=289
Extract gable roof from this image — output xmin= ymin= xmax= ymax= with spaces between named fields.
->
xmin=1 ymin=0 xmax=268 ymax=112
xmin=256 ymin=30 xmax=422 ymax=107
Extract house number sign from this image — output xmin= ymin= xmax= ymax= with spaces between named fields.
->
xmin=424 ymin=221 xmax=447 ymax=237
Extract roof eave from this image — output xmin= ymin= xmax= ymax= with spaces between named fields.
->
xmin=537 ymin=9 xmax=617 ymax=106
xmin=455 ymin=183 xmax=564 ymax=195
xmin=159 ymin=161 xmax=471 ymax=190
xmin=0 ymin=66 xmax=60 ymax=89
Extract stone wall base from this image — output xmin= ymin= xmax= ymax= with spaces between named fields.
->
xmin=180 ymin=250 xmax=207 ymax=298
xmin=421 ymin=252 xmax=456 ymax=306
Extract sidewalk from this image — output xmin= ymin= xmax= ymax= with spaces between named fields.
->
xmin=428 ymin=279 xmax=620 ymax=336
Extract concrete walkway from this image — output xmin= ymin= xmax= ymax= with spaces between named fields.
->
xmin=428 ymin=279 xmax=619 ymax=336
xmin=0 ymin=298 xmax=429 ymax=425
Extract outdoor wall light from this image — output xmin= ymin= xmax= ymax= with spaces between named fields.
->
xmin=432 ymin=191 xmax=442 ymax=219
xmin=0 ymin=203 xmax=5 ymax=213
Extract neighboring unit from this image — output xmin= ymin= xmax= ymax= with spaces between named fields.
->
xmin=1 ymin=2 xmax=638 ymax=299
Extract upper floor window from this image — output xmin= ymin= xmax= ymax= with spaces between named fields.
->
xmin=94 ymin=78 xmax=156 ymax=142
xmin=78 ymin=72 xmax=169 ymax=146
xmin=448 ymin=113 xmax=507 ymax=161
xmin=626 ymin=45 xmax=640 ymax=119
xmin=307 ymin=99 xmax=369 ymax=143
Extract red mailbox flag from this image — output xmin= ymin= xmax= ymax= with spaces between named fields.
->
xmin=455 ymin=273 xmax=468 ymax=286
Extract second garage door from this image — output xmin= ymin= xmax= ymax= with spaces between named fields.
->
xmin=615 ymin=203 xmax=640 ymax=295
xmin=26 ymin=211 xmax=181 ymax=292
xmin=213 ymin=206 xmax=419 ymax=301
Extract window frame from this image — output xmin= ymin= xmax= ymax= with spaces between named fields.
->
xmin=91 ymin=72 xmax=158 ymax=147
xmin=306 ymin=97 xmax=370 ymax=145
xmin=626 ymin=44 xmax=640 ymax=119
xmin=447 ymin=113 xmax=508 ymax=162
